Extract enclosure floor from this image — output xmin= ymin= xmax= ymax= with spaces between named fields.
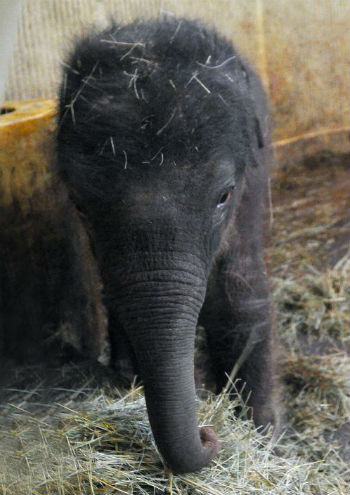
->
xmin=267 ymin=151 xmax=349 ymax=271
xmin=267 ymin=151 xmax=350 ymax=466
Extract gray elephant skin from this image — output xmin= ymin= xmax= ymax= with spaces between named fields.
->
xmin=57 ymin=17 xmax=276 ymax=474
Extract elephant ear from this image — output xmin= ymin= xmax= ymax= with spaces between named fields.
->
xmin=254 ymin=115 xmax=265 ymax=150
xmin=243 ymin=110 xmax=266 ymax=168
xmin=245 ymin=81 xmax=272 ymax=168
xmin=243 ymin=65 xmax=271 ymax=168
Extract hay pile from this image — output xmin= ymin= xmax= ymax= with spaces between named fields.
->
xmin=0 ymin=154 xmax=349 ymax=494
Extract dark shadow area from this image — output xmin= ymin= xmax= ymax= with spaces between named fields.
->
xmin=0 ymin=107 xmax=16 ymax=115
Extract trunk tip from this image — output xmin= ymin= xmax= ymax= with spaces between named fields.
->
xmin=199 ymin=426 xmax=220 ymax=455
xmin=167 ymin=427 xmax=220 ymax=474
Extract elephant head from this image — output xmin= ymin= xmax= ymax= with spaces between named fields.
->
xmin=57 ymin=18 xmax=266 ymax=473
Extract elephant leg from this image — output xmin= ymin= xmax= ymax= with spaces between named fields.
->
xmin=199 ymin=264 xmax=276 ymax=430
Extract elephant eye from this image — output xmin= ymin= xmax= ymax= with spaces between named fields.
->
xmin=216 ymin=185 xmax=235 ymax=208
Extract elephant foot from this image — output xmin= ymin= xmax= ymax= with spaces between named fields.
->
xmin=251 ymin=397 xmax=282 ymax=439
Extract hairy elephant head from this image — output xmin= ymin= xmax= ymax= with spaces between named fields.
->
xmin=57 ymin=18 xmax=267 ymax=473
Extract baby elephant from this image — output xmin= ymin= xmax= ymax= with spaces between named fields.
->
xmin=57 ymin=18 xmax=276 ymax=473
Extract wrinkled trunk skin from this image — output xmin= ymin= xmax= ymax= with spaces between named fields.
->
xmin=103 ymin=252 xmax=219 ymax=473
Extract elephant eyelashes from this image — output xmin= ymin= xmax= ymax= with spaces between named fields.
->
xmin=216 ymin=186 xmax=235 ymax=208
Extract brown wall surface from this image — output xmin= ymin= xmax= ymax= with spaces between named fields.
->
xmin=4 ymin=0 xmax=350 ymax=144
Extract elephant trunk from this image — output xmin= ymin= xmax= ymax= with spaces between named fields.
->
xmin=112 ymin=253 xmax=219 ymax=473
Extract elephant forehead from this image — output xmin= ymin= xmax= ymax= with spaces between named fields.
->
xmin=114 ymin=180 xmax=207 ymax=219
xmin=111 ymin=157 xmax=235 ymax=208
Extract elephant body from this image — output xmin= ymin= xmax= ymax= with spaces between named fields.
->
xmin=57 ymin=18 xmax=276 ymax=473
